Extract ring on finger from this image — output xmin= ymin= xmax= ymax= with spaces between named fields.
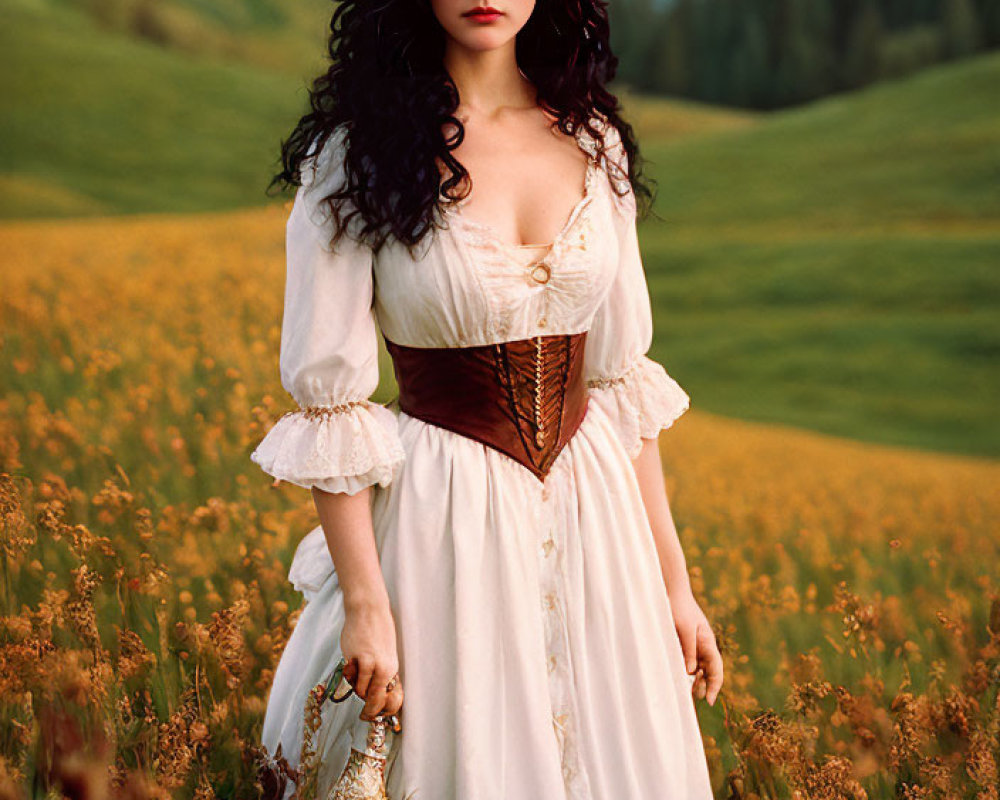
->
xmin=385 ymin=673 xmax=400 ymax=692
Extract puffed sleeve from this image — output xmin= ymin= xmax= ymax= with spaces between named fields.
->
xmin=250 ymin=126 xmax=405 ymax=495
xmin=583 ymin=124 xmax=690 ymax=460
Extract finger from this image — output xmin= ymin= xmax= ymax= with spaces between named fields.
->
xmin=333 ymin=657 xmax=360 ymax=700
xmin=693 ymin=669 xmax=707 ymax=699
xmin=354 ymin=655 xmax=375 ymax=701
xmin=361 ymin=668 xmax=392 ymax=721
xmin=694 ymin=628 xmax=723 ymax=705
xmin=342 ymin=658 xmax=358 ymax=687
xmin=382 ymin=682 xmax=404 ymax=717
xmin=705 ymin=646 xmax=725 ymax=706
xmin=343 ymin=658 xmax=357 ymax=678
xmin=677 ymin=622 xmax=698 ymax=674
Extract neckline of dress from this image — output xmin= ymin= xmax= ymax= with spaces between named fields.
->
xmin=439 ymin=126 xmax=600 ymax=256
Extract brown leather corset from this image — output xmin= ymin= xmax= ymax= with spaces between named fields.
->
xmin=383 ymin=332 xmax=590 ymax=482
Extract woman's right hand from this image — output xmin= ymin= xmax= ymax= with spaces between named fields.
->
xmin=340 ymin=597 xmax=404 ymax=722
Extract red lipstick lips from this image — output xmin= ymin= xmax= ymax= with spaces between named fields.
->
xmin=463 ymin=5 xmax=503 ymax=23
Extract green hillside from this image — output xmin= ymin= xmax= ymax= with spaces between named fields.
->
xmin=0 ymin=0 xmax=751 ymax=219
xmin=0 ymin=0 xmax=328 ymax=218
xmin=2 ymin=0 xmax=997 ymax=459
xmin=639 ymin=52 xmax=1000 ymax=459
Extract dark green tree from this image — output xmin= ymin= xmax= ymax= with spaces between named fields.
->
xmin=974 ymin=0 xmax=1000 ymax=45
xmin=942 ymin=0 xmax=983 ymax=56
xmin=731 ymin=9 xmax=770 ymax=107
xmin=774 ymin=0 xmax=837 ymax=104
xmin=658 ymin=0 xmax=695 ymax=96
xmin=843 ymin=0 xmax=886 ymax=88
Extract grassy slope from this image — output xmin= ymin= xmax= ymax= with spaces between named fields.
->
xmin=636 ymin=53 xmax=1000 ymax=458
xmin=0 ymin=1 xmax=750 ymax=219
xmin=0 ymin=0 xmax=319 ymax=217
xmin=2 ymin=0 xmax=996 ymax=458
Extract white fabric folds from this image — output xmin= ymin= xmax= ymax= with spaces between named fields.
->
xmin=249 ymin=124 xmax=406 ymax=496
xmin=286 ymin=524 xmax=337 ymax=602
xmin=250 ymin=400 xmax=405 ymax=496
xmin=587 ymin=355 xmax=691 ymax=459
xmin=580 ymin=122 xmax=692 ymax=457
xmin=255 ymin=117 xmax=715 ymax=800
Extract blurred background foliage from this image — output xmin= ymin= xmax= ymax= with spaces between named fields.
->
xmin=614 ymin=0 xmax=1000 ymax=108
xmin=3 ymin=0 xmax=996 ymax=458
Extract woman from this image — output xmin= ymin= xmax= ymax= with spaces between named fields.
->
xmin=251 ymin=0 xmax=723 ymax=797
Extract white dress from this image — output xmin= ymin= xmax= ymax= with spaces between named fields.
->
xmin=250 ymin=115 xmax=714 ymax=800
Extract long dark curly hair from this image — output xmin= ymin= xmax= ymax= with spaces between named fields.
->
xmin=267 ymin=0 xmax=656 ymax=257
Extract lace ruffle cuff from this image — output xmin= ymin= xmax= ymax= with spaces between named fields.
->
xmin=250 ymin=399 xmax=405 ymax=495
xmin=586 ymin=355 xmax=690 ymax=459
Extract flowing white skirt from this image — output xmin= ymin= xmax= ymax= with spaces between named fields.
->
xmin=260 ymin=399 xmax=714 ymax=800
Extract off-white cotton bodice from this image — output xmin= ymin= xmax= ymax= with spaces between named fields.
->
xmin=251 ymin=115 xmax=690 ymax=495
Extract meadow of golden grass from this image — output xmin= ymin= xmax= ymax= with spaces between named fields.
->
xmin=1 ymin=209 xmax=998 ymax=798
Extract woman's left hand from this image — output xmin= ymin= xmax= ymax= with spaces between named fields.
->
xmin=668 ymin=587 xmax=723 ymax=706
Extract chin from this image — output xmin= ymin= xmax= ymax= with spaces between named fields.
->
xmin=460 ymin=32 xmax=513 ymax=51
xmin=445 ymin=22 xmax=516 ymax=50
